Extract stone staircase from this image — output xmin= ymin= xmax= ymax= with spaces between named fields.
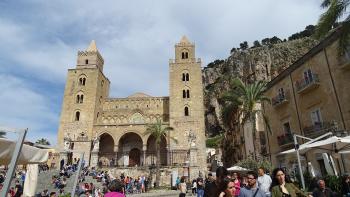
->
xmin=35 ymin=170 xmax=78 ymax=194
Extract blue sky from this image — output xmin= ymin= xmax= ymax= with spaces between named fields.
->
xmin=0 ymin=0 xmax=323 ymax=145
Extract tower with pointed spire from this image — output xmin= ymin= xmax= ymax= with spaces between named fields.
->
xmin=77 ymin=40 xmax=105 ymax=71
xmin=169 ymin=35 xmax=207 ymax=176
xmin=57 ymin=40 xmax=110 ymax=161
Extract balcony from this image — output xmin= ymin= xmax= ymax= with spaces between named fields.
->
xmin=295 ymin=74 xmax=320 ymax=94
xmin=277 ymin=133 xmax=294 ymax=149
xmin=271 ymin=92 xmax=289 ymax=108
xmin=303 ymin=121 xmax=337 ymax=138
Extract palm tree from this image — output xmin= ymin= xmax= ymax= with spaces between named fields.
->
xmin=221 ymin=78 xmax=271 ymax=159
xmin=315 ymin=0 xmax=350 ymax=54
xmin=144 ymin=118 xmax=177 ymax=187
xmin=36 ymin=138 xmax=50 ymax=145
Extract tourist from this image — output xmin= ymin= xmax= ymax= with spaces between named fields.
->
xmin=257 ymin=167 xmax=272 ymax=196
xmin=239 ymin=171 xmax=266 ymax=197
xmin=179 ymin=177 xmax=187 ymax=197
xmin=14 ymin=180 xmax=23 ymax=197
xmin=49 ymin=192 xmax=56 ymax=197
xmin=219 ymin=177 xmax=235 ymax=197
xmin=105 ymin=179 xmax=125 ymax=197
xmin=192 ymin=179 xmax=197 ymax=195
xmin=197 ymin=177 xmax=205 ymax=197
xmin=232 ymin=172 xmax=241 ymax=197
xmin=270 ymin=168 xmax=309 ymax=197
xmin=312 ymin=179 xmax=335 ymax=197
xmin=176 ymin=176 xmax=181 ymax=189
xmin=40 ymin=189 xmax=49 ymax=197
xmin=342 ymin=175 xmax=350 ymax=197
xmin=204 ymin=166 xmax=228 ymax=197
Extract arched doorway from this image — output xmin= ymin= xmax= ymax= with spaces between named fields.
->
xmin=98 ymin=133 xmax=115 ymax=167
xmin=118 ymin=132 xmax=143 ymax=167
xmin=129 ymin=148 xmax=141 ymax=167
xmin=146 ymin=135 xmax=167 ymax=166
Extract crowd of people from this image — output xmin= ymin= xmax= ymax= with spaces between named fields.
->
xmin=177 ymin=166 xmax=350 ymax=197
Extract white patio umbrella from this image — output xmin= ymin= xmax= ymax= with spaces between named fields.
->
xmin=227 ymin=166 xmax=250 ymax=172
xmin=0 ymin=138 xmax=49 ymax=197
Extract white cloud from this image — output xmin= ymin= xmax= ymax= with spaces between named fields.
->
xmin=0 ymin=74 xmax=59 ymax=145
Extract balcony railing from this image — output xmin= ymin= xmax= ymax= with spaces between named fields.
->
xmin=271 ymin=92 xmax=289 ymax=107
xmin=277 ymin=133 xmax=294 ymax=146
xmin=295 ymin=74 xmax=320 ymax=94
xmin=303 ymin=121 xmax=337 ymax=138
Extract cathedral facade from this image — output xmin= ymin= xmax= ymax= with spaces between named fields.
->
xmin=57 ymin=36 xmax=207 ymax=177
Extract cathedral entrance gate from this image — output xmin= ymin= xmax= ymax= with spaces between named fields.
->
xmin=118 ymin=132 xmax=143 ymax=167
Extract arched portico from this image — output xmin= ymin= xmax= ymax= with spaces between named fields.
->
xmin=146 ymin=134 xmax=168 ymax=166
xmin=98 ymin=133 xmax=115 ymax=167
xmin=117 ymin=132 xmax=143 ymax=167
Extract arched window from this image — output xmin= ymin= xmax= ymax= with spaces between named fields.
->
xmin=186 ymin=90 xmax=190 ymax=98
xmin=184 ymin=107 xmax=189 ymax=116
xmin=182 ymin=73 xmax=186 ymax=81
xmin=85 ymin=59 xmax=89 ymax=64
xmin=182 ymin=52 xmax=189 ymax=59
xmin=183 ymin=90 xmax=186 ymax=98
xmin=186 ymin=73 xmax=189 ymax=81
xmin=75 ymin=111 xmax=80 ymax=121
xmin=76 ymin=94 xmax=84 ymax=103
xmin=79 ymin=77 xmax=86 ymax=86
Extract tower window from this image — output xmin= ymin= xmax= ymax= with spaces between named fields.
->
xmin=85 ymin=59 xmax=89 ymax=64
xmin=76 ymin=94 xmax=84 ymax=103
xmin=79 ymin=77 xmax=86 ymax=86
xmin=187 ymin=90 xmax=190 ymax=98
xmin=183 ymin=90 xmax=186 ymax=98
xmin=75 ymin=111 xmax=80 ymax=121
xmin=182 ymin=52 xmax=189 ymax=59
xmin=184 ymin=107 xmax=189 ymax=116
xmin=182 ymin=73 xmax=186 ymax=81
xmin=186 ymin=73 xmax=189 ymax=81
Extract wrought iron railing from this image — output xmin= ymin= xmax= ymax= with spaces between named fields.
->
xmin=295 ymin=74 xmax=320 ymax=93
xmin=277 ymin=133 xmax=294 ymax=146
xmin=271 ymin=92 xmax=289 ymax=107
xmin=303 ymin=121 xmax=335 ymax=137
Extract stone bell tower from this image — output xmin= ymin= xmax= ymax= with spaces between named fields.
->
xmin=57 ymin=40 xmax=110 ymax=163
xmin=169 ymin=36 xmax=207 ymax=176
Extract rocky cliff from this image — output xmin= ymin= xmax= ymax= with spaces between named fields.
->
xmin=203 ymin=37 xmax=319 ymax=137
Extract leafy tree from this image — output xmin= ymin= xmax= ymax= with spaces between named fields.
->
xmin=261 ymin=38 xmax=270 ymax=46
xmin=36 ymin=138 xmax=50 ymax=145
xmin=220 ymin=78 xmax=271 ymax=159
xmin=315 ymin=0 xmax=350 ymax=54
xmin=206 ymin=134 xmax=223 ymax=148
xmin=144 ymin=118 xmax=177 ymax=187
xmin=230 ymin=47 xmax=237 ymax=54
xmin=270 ymin=36 xmax=282 ymax=44
xmin=239 ymin=41 xmax=249 ymax=50
xmin=253 ymin=40 xmax=262 ymax=48
xmin=235 ymin=157 xmax=273 ymax=172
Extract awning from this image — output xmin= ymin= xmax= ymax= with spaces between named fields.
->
xmin=0 ymin=138 xmax=49 ymax=165
xmin=278 ymin=135 xmax=350 ymax=155
xmin=227 ymin=166 xmax=250 ymax=171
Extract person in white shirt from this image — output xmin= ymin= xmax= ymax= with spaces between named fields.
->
xmin=257 ymin=167 xmax=272 ymax=196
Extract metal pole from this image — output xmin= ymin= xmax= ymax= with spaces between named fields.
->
xmin=71 ymin=152 xmax=84 ymax=197
xmin=294 ymin=134 xmax=305 ymax=190
xmin=1 ymin=128 xmax=27 ymax=197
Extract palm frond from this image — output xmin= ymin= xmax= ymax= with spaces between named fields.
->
xmin=315 ymin=0 xmax=347 ymax=39
xmin=321 ymin=0 xmax=331 ymax=8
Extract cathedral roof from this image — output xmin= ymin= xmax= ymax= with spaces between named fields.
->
xmin=179 ymin=35 xmax=191 ymax=44
xmin=87 ymin=40 xmax=98 ymax=52
xmin=127 ymin=92 xmax=152 ymax=98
